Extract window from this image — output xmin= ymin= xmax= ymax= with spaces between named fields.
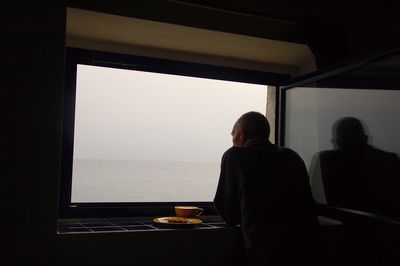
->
xmin=278 ymin=49 xmax=400 ymax=219
xmin=60 ymin=48 xmax=287 ymax=218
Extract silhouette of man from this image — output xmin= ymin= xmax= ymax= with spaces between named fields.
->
xmin=318 ymin=117 xmax=400 ymax=217
xmin=312 ymin=117 xmax=400 ymax=266
xmin=214 ymin=112 xmax=321 ymax=266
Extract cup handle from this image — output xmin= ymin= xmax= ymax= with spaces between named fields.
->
xmin=196 ymin=208 xmax=204 ymax=217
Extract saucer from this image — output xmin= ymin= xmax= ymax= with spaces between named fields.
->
xmin=153 ymin=217 xmax=202 ymax=228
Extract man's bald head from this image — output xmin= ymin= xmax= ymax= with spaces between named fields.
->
xmin=232 ymin=112 xmax=270 ymax=146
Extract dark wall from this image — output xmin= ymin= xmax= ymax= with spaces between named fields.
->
xmin=300 ymin=18 xmax=400 ymax=69
xmin=6 ymin=2 xmax=65 ymax=263
xmin=5 ymin=1 xmax=400 ymax=265
xmin=6 ymin=3 xmax=244 ymax=265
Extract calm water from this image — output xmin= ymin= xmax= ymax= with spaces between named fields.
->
xmin=71 ymin=159 xmax=220 ymax=202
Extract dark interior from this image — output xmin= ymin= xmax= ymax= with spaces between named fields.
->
xmin=6 ymin=1 xmax=400 ymax=265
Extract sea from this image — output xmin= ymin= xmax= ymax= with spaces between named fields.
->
xmin=71 ymin=159 xmax=220 ymax=203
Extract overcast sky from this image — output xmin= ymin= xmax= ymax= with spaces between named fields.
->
xmin=73 ymin=64 xmax=267 ymax=163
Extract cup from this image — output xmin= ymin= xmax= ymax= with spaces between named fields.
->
xmin=175 ymin=206 xmax=203 ymax=218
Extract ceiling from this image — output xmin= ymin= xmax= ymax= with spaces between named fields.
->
xmin=66 ymin=7 xmax=315 ymax=76
xmin=65 ymin=1 xmax=400 ymax=76
xmin=170 ymin=1 xmax=400 ymax=28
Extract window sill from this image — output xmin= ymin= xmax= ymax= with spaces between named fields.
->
xmin=58 ymin=215 xmax=341 ymax=235
xmin=57 ymin=215 xmax=227 ymax=234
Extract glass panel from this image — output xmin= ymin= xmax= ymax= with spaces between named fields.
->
xmin=285 ymin=87 xmax=400 ymax=217
xmin=72 ymin=64 xmax=267 ymax=202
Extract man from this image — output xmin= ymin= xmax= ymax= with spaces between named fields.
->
xmin=214 ymin=112 xmax=321 ymax=266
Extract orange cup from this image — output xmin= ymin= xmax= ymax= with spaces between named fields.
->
xmin=175 ymin=206 xmax=203 ymax=218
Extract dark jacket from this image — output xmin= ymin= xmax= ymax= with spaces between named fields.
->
xmin=214 ymin=139 xmax=321 ymax=266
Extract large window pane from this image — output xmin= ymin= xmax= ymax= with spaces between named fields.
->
xmin=72 ymin=64 xmax=267 ymax=202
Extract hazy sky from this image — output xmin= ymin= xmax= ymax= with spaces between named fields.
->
xmin=73 ymin=64 xmax=267 ymax=163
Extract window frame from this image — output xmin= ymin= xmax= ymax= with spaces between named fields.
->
xmin=59 ymin=47 xmax=289 ymax=218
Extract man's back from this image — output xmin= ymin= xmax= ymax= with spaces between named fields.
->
xmin=215 ymin=139 xmax=320 ymax=266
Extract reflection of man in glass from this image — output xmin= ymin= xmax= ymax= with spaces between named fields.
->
xmin=318 ymin=117 xmax=400 ymax=217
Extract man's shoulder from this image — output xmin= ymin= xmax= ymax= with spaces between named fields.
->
xmin=367 ymin=145 xmax=399 ymax=159
xmin=221 ymin=146 xmax=256 ymax=164
xmin=222 ymin=146 xmax=241 ymax=160
xmin=277 ymin=146 xmax=298 ymax=155
xmin=277 ymin=147 xmax=304 ymax=161
xmin=223 ymin=145 xmax=301 ymax=160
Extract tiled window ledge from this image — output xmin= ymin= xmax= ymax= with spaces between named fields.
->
xmin=58 ymin=215 xmax=340 ymax=234
xmin=58 ymin=216 xmax=227 ymax=234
